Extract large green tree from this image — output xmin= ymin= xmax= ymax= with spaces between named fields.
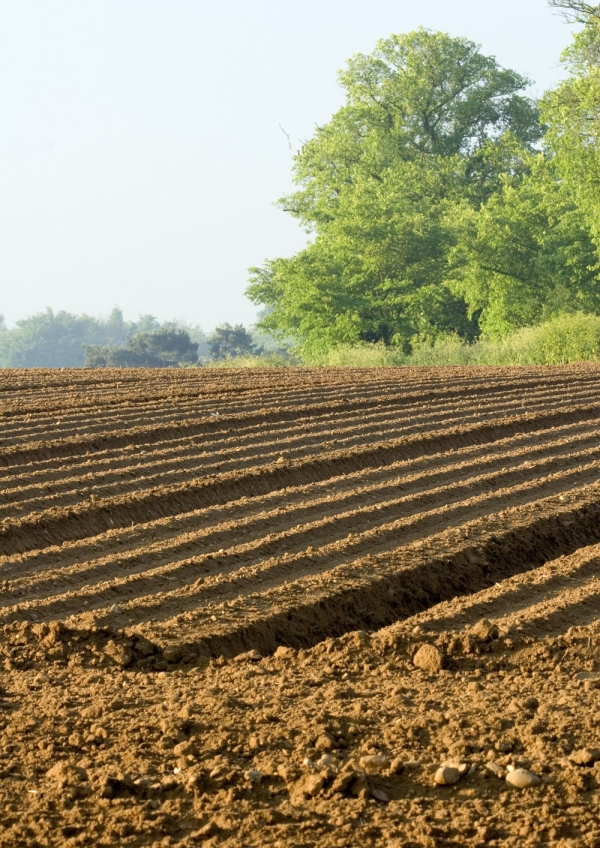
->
xmin=448 ymin=154 xmax=600 ymax=335
xmin=543 ymin=3 xmax=600 ymax=246
xmin=248 ymin=29 xmax=542 ymax=355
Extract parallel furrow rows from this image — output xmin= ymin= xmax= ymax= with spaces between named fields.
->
xmin=2 ymin=371 xmax=596 ymax=460
xmin=4 ymin=385 xmax=598 ymax=518
xmin=2 ymin=364 xmax=600 ymax=655
xmin=2 ymin=402 xmax=599 ymax=558
xmin=4 ymin=454 xmax=600 ymax=624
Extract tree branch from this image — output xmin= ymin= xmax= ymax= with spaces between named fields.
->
xmin=548 ymin=1 xmax=600 ymax=23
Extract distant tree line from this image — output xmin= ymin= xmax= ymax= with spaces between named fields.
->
xmin=0 ymin=308 xmax=269 ymax=368
xmin=247 ymin=6 xmax=600 ymax=358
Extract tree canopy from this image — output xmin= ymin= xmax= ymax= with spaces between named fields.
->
xmin=83 ymin=328 xmax=198 ymax=367
xmin=248 ymin=23 xmax=600 ymax=356
xmin=542 ymin=4 xmax=600 ymax=247
xmin=209 ymin=323 xmax=258 ymax=360
xmin=247 ymin=29 xmax=544 ymax=355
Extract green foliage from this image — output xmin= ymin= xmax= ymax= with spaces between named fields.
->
xmin=309 ymin=313 xmax=600 ymax=366
xmin=0 ymin=308 xmax=207 ymax=368
xmin=83 ymin=329 xmax=198 ymax=367
xmin=542 ymin=9 xmax=600 ymax=247
xmin=0 ymin=309 xmax=114 ymax=368
xmin=448 ymin=155 xmax=600 ymax=335
xmin=209 ymin=323 xmax=258 ymax=360
xmin=248 ymin=29 xmax=542 ymax=354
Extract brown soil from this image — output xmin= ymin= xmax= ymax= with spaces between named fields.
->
xmin=0 ymin=365 xmax=599 ymax=847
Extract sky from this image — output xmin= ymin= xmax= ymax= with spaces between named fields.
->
xmin=0 ymin=0 xmax=577 ymax=331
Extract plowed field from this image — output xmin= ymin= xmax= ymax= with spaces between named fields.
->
xmin=1 ymin=366 xmax=599 ymax=848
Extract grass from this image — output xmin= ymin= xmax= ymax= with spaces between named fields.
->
xmin=309 ymin=313 xmax=600 ymax=367
xmin=201 ymin=351 xmax=300 ymax=368
xmin=193 ymin=313 xmax=600 ymax=369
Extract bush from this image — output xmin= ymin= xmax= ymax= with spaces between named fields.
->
xmin=304 ymin=313 xmax=600 ymax=367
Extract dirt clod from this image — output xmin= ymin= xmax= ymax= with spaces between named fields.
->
xmin=45 ymin=762 xmax=88 ymax=786
xmin=413 ymin=643 xmax=443 ymax=673
xmin=570 ymin=748 xmax=600 ymax=766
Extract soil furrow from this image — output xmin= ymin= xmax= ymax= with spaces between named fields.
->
xmin=4 ymin=417 xmax=596 ymax=582
xmin=2 ymin=371 xmax=596 ymax=465
xmin=40 ymin=484 xmax=599 ymax=657
xmin=3 ymin=378 xmax=591 ymax=489
xmin=2 ymin=402 xmax=599 ymax=557
xmin=401 ymin=542 xmax=600 ymax=637
xmin=8 ymin=459 xmax=599 ymax=624
xmin=5 ymin=385 xmax=598 ymax=520
xmin=6 ymin=435 xmax=600 ymax=604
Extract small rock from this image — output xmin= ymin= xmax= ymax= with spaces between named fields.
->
xmin=133 ymin=637 xmax=155 ymax=658
xmin=295 ymin=773 xmax=325 ymax=798
xmin=505 ymin=768 xmax=541 ymax=789
xmin=317 ymin=754 xmax=339 ymax=768
xmin=434 ymin=766 xmax=461 ymax=786
xmin=330 ymin=770 xmax=355 ymax=794
xmin=245 ymin=769 xmax=263 ymax=784
xmin=575 ymin=671 xmax=600 ymax=687
xmin=103 ymin=640 xmax=133 ymax=668
xmin=389 ymin=756 xmax=404 ymax=775
xmin=273 ymin=646 xmax=296 ymax=661
xmin=569 ymin=748 xmax=600 ymax=767
xmin=314 ymin=732 xmax=336 ymax=752
xmin=413 ymin=643 xmax=443 ymax=674
xmin=111 ymin=604 xmax=120 ymax=613
xmin=370 ymin=787 xmax=389 ymax=802
xmin=359 ymin=754 xmax=390 ymax=775
xmin=575 ymin=671 xmax=600 ymax=680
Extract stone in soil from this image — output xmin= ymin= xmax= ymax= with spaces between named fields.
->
xmin=434 ymin=766 xmax=461 ymax=786
xmin=413 ymin=643 xmax=443 ymax=674
xmin=505 ymin=768 xmax=542 ymax=789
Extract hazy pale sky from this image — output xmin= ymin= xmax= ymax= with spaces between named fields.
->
xmin=0 ymin=0 xmax=576 ymax=330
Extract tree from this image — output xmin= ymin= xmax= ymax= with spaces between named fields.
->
xmin=83 ymin=329 xmax=198 ymax=367
xmin=0 ymin=309 xmax=104 ymax=367
xmin=549 ymin=1 xmax=600 ymax=22
xmin=448 ymin=154 xmax=600 ymax=335
xmin=209 ymin=323 xmax=258 ymax=360
xmin=247 ymin=30 xmax=542 ymax=355
xmin=543 ymin=5 xmax=600 ymax=246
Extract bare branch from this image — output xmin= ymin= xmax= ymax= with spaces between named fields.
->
xmin=279 ymin=125 xmax=300 ymax=155
xmin=549 ymin=1 xmax=600 ymax=23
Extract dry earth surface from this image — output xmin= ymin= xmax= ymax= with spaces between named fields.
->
xmin=0 ymin=365 xmax=599 ymax=847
